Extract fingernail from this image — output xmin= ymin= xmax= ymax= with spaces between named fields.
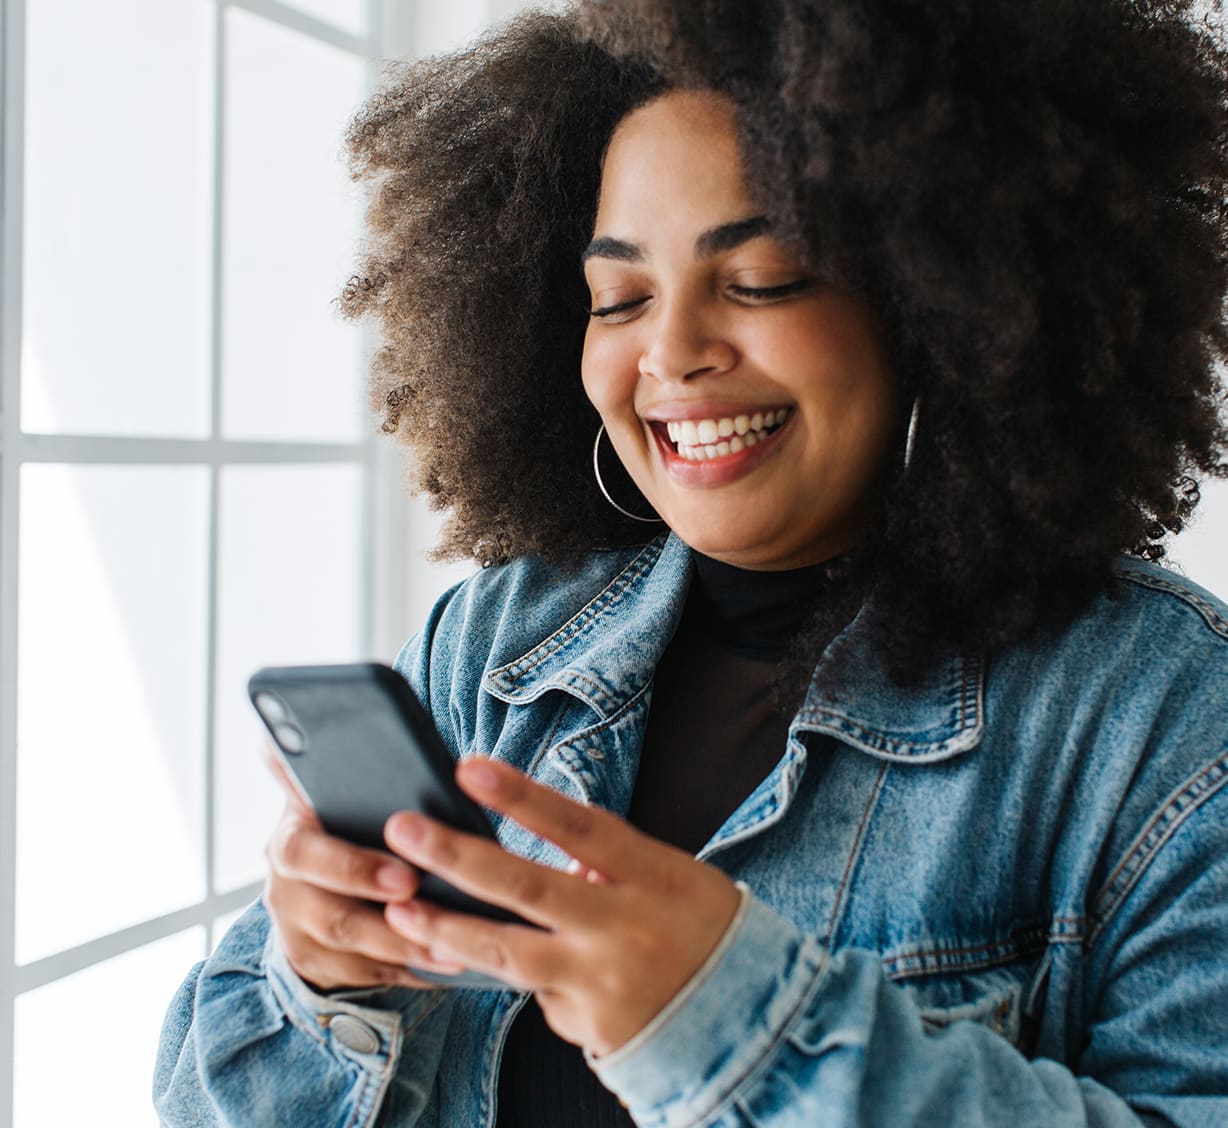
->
xmin=460 ymin=759 xmax=500 ymax=792
xmin=389 ymin=813 xmax=425 ymax=848
xmin=413 ymin=951 xmax=465 ymax=977
xmin=377 ymin=863 xmax=414 ymax=894
xmin=386 ymin=901 xmax=422 ymax=930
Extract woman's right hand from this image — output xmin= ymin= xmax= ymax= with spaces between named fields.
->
xmin=262 ymin=747 xmax=464 ymax=991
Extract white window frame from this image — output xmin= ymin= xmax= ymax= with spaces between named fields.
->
xmin=0 ymin=1 xmax=433 ymax=1122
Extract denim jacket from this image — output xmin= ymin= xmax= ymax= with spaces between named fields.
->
xmin=155 ymin=533 xmax=1228 ymax=1127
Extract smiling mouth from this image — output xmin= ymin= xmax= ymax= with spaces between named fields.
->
xmin=654 ymin=409 xmax=792 ymax=461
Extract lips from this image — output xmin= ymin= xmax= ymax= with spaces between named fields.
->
xmin=658 ymin=408 xmax=791 ymax=461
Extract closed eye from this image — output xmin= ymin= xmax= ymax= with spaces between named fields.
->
xmin=589 ymin=278 xmax=812 ymax=320
xmin=729 ymin=279 xmax=813 ymax=302
xmin=589 ymin=296 xmax=650 ymax=321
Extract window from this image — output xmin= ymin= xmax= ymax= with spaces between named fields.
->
xmin=0 ymin=1 xmax=535 ymax=1123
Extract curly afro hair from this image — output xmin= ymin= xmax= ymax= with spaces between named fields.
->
xmin=341 ymin=0 xmax=1228 ymax=675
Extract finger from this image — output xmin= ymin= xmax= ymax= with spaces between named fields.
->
xmin=296 ymin=889 xmax=421 ymax=965
xmin=386 ymin=897 xmax=565 ymax=992
xmin=567 ymin=858 xmax=612 ymax=885
xmin=456 ymin=759 xmax=679 ymax=882
xmin=262 ymin=740 xmax=316 ymax=820
xmin=269 ymin=813 xmax=417 ymax=903
xmin=266 ymin=882 xmax=463 ymax=989
xmin=278 ymin=930 xmax=459 ymax=993
xmin=282 ymin=936 xmax=455 ymax=992
xmin=384 ymin=810 xmax=598 ymax=929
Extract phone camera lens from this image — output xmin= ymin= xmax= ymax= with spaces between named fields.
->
xmin=254 ymin=692 xmax=287 ymax=723
xmin=273 ymin=721 xmax=306 ymax=754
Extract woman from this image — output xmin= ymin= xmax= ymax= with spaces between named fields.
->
xmin=156 ymin=2 xmax=1228 ymax=1124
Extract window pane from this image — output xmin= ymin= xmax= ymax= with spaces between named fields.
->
xmin=221 ymin=9 xmax=367 ymax=442
xmin=21 ymin=0 xmax=212 ymax=437
xmin=213 ymin=464 xmax=363 ymax=891
xmin=283 ymin=0 xmax=369 ymax=38
xmin=411 ymin=0 xmax=491 ymax=55
xmin=16 ymin=466 xmax=209 ymax=963
xmin=14 ymin=928 xmax=205 ymax=1128
xmin=1170 ymin=477 xmax=1228 ymax=596
xmin=211 ymin=907 xmax=247 ymax=954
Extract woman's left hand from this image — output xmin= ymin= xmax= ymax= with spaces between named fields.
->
xmin=383 ymin=758 xmax=742 ymax=1058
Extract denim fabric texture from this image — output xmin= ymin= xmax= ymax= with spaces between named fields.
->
xmin=154 ymin=533 xmax=1228 ymax=1126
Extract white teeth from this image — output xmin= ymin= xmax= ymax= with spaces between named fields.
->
xmin=661 ymin=408 xmax=789 ymax=460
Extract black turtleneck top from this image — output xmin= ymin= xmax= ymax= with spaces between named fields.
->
xmin=494 ymin=552 xmax=845 ymax=1128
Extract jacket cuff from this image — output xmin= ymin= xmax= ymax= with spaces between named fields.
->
xmin=589 ymin=888 xmax=828 ymax=1128
xmin=263 ymin=925 xmax=447 ymax=1063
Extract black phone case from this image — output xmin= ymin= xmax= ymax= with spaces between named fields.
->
xmin=248 ymin=662 xmax=525 ymax=989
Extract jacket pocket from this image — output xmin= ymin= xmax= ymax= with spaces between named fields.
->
xmin=900 ymin=963 xmax=1040 ymax=1053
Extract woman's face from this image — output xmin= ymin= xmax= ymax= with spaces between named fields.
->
xmin=581 ymin=90 xmax=899 ymax=571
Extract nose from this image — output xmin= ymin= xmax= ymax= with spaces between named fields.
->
xmin=638 ymin=295 xmax=737 ymax=383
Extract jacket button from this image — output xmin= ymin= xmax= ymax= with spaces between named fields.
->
xmin=327 ymin=1014 xmax=381 ymax=1055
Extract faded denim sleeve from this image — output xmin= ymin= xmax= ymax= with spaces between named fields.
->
xmin=592 ymin=767 xmax=1228 ymax=1128
xmin=152 ymin=576 xmax=482 ymax=1127
xmin=152 ymin=899 xmax=454 ymax=1127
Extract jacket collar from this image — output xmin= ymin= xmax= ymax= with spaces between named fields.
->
xmin=794 ymin=607 xmax=984 ymax=763
xmin=484 ymin=533 xmax=983 ymax=764
xmin=483 ymin=536 xmax=690 ymax=717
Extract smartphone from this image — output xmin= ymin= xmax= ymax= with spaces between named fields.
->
xmin=248 ymin=661 xmax=526 ymax=989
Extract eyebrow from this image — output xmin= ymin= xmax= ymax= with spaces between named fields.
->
xmin=581 ymin=215 xmax=772 ymax=264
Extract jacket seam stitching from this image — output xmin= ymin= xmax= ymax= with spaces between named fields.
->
xmin=883 ymin=925 xmax=1050 ymax=979
xmin=1117 ymin=569 xmax=1228 ymax=639
xmin=341 ymin=1074 xmax=377 ymax=1128
xmin=522 ymin=698 xmax=573 ymax=778
xmin=499 ymin=553 xmax=652 ymax=676
xmin=822 ymin=761 xmax=889 ymax=947
xmin=490 ymin=540 xmax=665 ymax=684
xmin=964 ymin=654 xmax=983 ymax=731
xmin=264 ymin=952 xmax=331 ymax=1051
xmin=266 ymin=991 xmax=386 ymax=1128
xmin=553 ymin=669 xmax=620 ymax=715
xmin=1088 ymin=747 xmax=1228 ymax=945
xmin=792 ymin=654 xmax=984 ymax=761
xmin=674 ymin=952 xmax=829 ymax=1128
xmin=1048 ymin=916 xmax=1087 ymax=945
xmin=554 ymin=679 xmax=652 ymax=748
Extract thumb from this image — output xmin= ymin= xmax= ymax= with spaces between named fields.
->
xmin=262 ymin=739 xmax=320 ymax=825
